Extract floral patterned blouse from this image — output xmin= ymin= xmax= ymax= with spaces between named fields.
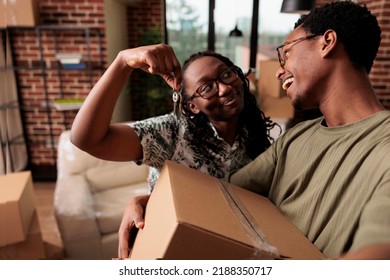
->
xmin=130 ymin=113 xmax=252 ymax=191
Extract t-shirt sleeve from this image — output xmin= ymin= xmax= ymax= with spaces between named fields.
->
xmin=129 ymin=113 xmax=178 ymax=170
xmin=350 ymin=172 xmax=390 ymax=252
xmin=229 ymin=140 xmax=278 ymax=196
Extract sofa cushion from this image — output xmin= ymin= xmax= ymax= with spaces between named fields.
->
xmin=85 ymin=161 xmax=148 ymax=193
xmin=93 ymin=182 xmax=149 ymax=234
xmin=58 ymin=130 xmax=104 ymax=175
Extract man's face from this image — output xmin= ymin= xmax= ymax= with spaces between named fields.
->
xmin=275 ymin=27 xmax=323 ymax=110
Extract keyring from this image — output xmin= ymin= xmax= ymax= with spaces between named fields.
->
xmin=172 ymin=89 xmax=183 ymax=118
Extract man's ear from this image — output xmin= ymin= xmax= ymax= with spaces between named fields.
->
xmin=321 ymin=29 xmax=337 ymax=57
xmin=187 ymin=101 xmax=200 ymax=114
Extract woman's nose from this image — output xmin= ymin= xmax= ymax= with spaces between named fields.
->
xmin=217 ymin=81 xmax=231 ymax=96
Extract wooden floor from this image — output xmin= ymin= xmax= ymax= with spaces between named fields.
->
xmin=33 ymin=181 xmax=65 ymax=259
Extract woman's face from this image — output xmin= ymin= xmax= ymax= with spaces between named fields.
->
xmin=183 ymin=56 xmax=245 ymax=122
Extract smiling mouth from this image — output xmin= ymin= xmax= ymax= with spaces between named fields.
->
xmin=282 ymin=77 xmax=294 ymax=90
xmin=219 ymin=94 xmax=238 ymax=107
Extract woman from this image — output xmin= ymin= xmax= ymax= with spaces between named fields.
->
xmin=70 ymin=44 xmax=277 ymax=258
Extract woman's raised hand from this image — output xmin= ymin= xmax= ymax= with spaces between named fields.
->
xmin=120 ymin=44 xmax=182 ymax=90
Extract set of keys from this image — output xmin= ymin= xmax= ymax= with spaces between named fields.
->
xmin=172 ymin=89 xmax=183 ymax=118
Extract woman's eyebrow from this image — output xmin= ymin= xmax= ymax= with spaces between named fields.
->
xmin=194 ymin=66 xmax=229 ymax=85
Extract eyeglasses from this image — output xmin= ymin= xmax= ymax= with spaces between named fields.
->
xmin=190 ymin=67 xmax=239 ymax=100
xmin=276 ymin=34 xmax=321 ymax=68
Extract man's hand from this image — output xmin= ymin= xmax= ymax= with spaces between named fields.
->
xmin=117 ymin=194 xmax=150 ymax=259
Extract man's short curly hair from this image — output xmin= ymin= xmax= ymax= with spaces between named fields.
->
xmin=295 ymin=1 xmax=381 ymax=73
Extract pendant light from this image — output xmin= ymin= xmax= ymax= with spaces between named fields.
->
xmin=229 ymin=24 xmax=243 ymax=37
xmin=229 ymin=1 xmax=243 ymax=38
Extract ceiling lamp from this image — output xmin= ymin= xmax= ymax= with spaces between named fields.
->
xmin=280 ymin=0 xmax=316 ymax=14
xmin=229 ymin=24 xmax=243 ymax=37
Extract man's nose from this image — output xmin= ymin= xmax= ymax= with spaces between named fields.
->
xmin=275 ymin=66 xmax=285 ymax=80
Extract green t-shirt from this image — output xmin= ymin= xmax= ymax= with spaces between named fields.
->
xmin=231 ymin=110 xmax=390 ymax=258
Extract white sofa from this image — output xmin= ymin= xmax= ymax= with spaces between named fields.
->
xmin=54 ymin=130 xmax=149 ymax=259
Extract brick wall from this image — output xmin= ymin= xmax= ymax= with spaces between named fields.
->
xmin=360 ymin=0 xmax=390 ymax=108
xmin=8 ymin=0 xmax=107 ymax=179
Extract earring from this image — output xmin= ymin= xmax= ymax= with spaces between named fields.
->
xmin=172 ymin=89 xmax=183 ymax=118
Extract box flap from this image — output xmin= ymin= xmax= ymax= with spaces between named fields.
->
xmin=230 ymin=184 xmax=324 ymax=259
xmin=165 ymin=161 xmax=255 ymax=247
xmin=162 ymin=222 xmax=258 ymax=260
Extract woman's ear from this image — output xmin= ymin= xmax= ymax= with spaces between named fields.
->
xmin=321 ymin=29 xmax=337 ymax=57
xmin=187 ymin=101 xmax=200 ymax=115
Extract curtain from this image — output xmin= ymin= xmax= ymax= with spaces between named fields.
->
xmin=0 ymin=31 xmax=28 ymax=174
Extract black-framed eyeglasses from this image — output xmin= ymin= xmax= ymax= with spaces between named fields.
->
xmin=190 ymin=67 xmax=239 ymax=100
xmin=276 ymin=34 xmax=321 ymax=68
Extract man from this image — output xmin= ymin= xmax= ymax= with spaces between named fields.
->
xmin=230 ymin=1 xmax=390 ymax=259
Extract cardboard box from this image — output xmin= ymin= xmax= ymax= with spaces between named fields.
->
xmin=1 ymin=0 xmax=40 ymax=27
xmin=0 ymin=171 xmax=36 ymax=246
xmin=0 ymin=212 xmax=45 ymax=260
xmin=259 ymin=95 xmax=294 ymax=119
xmin=258 ymin=60 xmax=284 ymax=98
xmin=129 ymin=161 xmax=324 ymax=260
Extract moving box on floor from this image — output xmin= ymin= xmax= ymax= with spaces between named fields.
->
xmin=129 ymin=161 xmax=324 ymax=260
xmin=0 ymin=212 xmax=45 ymax=260
xmin=0 ymin=171 xmax=36 ymax=247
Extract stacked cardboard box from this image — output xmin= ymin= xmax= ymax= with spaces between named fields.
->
xmin=257 ymin=60 xmax=294 ymax=119
xmin=0 ymin=171 xmax=45 ymax=259
xmin=0 ymin=0 xmax=40 ymax=27
xmin=0 ymin=213 xmax=45 ymax=260
xmin=129 ymin=161 xmax=324 ymax=260
xmin=0 ymin=171 xmax=36 ymax=246
xmin=258 ymin=60 xmax=284 ymax=98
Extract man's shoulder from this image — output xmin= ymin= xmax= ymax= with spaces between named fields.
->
xmin=374 ymin=110 xmax=390 ymax=124
xmin=284 ymin=117 xmax=322 ymax=135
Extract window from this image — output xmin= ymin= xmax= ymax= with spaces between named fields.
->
xmin=166 ymin=0 xmax=209 ymax=65
xmin=166 ymin=0 xmax=299 ymax=70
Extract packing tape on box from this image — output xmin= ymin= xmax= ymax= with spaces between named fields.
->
xmin=218 ymin=180 xmax=282 ymax=259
